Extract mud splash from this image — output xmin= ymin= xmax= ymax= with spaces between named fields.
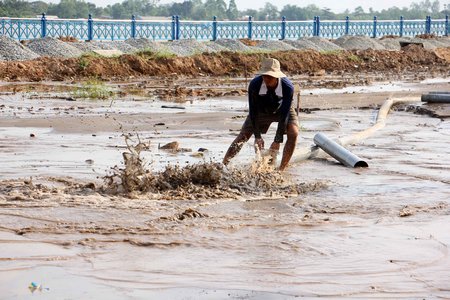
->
xmin=102 ymin=135 xmax=327 ymax=199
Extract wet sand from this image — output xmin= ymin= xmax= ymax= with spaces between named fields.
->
xmin=0 ymin=76 xmax=449 ymax=299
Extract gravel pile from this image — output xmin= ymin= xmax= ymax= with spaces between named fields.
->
xmin=100 ymin=41 xmax=137 ymax=53
xmin=438 ymin=37 xmax=450 ymax=46
xmin=71 ymin=40 xmax=138 ymax=53
xmin=70 ymin=40 xmax=119 ymax=52
xmin=378 ymin=36 xmax=450 ymax=50
xmin=124 ymin=38 xmax=166 ymax=52
xmin=394 ymin=36 xmax=438 ymax=50
xmin=416 ymin=38 xmax=449 ymax=49
xmin=0 ymin=35 xmax=39 ymax=61
xmin=203 ymin=41 xmax=227 ymax=52
xmin=214 ymin=39 xmax=251 ymax=52
xmin=125 ymin=38 xmax=228 ymax=55
xmin=306 ymin=37 xmax=344 ymax=51
xmin=334 ymin=35 xmax=385 ymax=50
xmin=283 ymin=39 xmax=322 ymax=51
xmin=163 ymin=39 xmax=215 ymax=56
xmin=1 ymin=36 xmax=449 ymax=61
xmin=378 ymin=37 xmax=402 ymax=50
xmin=253 ymin=40 xmax=297 ymax=51
xmin=26 ymin=37 xmax=83 ymax=58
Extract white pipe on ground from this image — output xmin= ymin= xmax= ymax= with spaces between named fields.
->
xmin=290 ymin=96 xmax=420 ymax=165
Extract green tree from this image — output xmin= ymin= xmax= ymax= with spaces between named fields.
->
xmin=259 ymin=2 xmax=278 ymax=20
xmin=204 ymin=0 xmax=226 ymax=18
xmin=47 ymin=0 xmax=90 ymax=18
xmin=430 ymin=0 xmax=440 ymax=13
xmin=169 ymin=1 xmax=193 ymax=17
xmin=31 ymin=1 xmax=50 ymax=15
xmin=1 ymin=0 xmax=449 ymax=22
xmin=320 ymin=7 xmax=335 ymax=19
xmin=0 ymin=0 xmax=35 ymax=17
xmin=303 ymin=4 xmax=321 ymax=19
xmin=241 ymin=8 xmax=259 ymax=20
xmin=110 ymin=2 xmax=126 ymax=18
xmin=353 ymin=6 xmax=366 ymax=18
xmin=226 ymin=0 xmax=238 ymax=20
xmin=280 ymin=5 xmax=304 ymax=20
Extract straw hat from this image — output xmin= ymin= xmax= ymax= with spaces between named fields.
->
xmin=258 ymin=58 xmax=286 ymax=78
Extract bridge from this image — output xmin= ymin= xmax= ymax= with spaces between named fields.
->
xmin=0 ymin=14 xmax=448 ymax=41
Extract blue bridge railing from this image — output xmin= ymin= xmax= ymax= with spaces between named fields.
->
xmin=0 ymin=14 xmax=448 ymax=41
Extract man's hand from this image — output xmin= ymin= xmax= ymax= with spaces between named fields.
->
xmin=269 ymin=142 xmax=280 ymax=152
xmin=254 ymin=138 xmax=264 ymax=152
xmin=266 ymin=142 xmax=281 ymax=166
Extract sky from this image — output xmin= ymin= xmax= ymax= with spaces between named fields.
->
xmin=78 ymin=0 xmax=426 ymax=11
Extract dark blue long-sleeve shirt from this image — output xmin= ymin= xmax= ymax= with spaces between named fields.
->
xmin=248 ymin=75 xmax=294 ymax=143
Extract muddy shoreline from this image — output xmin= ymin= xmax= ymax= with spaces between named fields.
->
xmin=0 ymin=64 xmax=450 ymax=298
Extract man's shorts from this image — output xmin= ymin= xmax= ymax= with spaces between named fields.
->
xmin=240 ymin=107 xmax=299 ymax=135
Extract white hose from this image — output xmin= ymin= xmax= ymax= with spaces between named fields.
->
xmin=291 ymin=96 xmax=420 ymax=164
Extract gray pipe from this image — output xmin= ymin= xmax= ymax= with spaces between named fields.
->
xmin=429 ymin=91 xmax=450 ymax=94
xmin=421 ymin=93 xmax=450 ymax=103
xmin=313 ymin=133 xmax=369 ymax=168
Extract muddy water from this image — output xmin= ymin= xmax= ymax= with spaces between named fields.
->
xmin=0 ymin=81 xmax=450 ymax=299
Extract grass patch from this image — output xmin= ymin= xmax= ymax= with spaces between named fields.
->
xmin=78 ymin=52 xmax=102 ymax=70
xmin=78 ymin=57 xmax=90 ymax=70
xmin=72 ymin=78 xmax=114 ymax=100
xmin=319 ymin=49 xmax=343 ymax=55
xmin=347 ymin=54 xmax=361 ymax=62
xmin=243 ymin=49 xmax=272 ymax=54
xmin=136 ymin=48 xmax=176 ymax=59
xmin=120 ymin=85 xmax=148 ymax=97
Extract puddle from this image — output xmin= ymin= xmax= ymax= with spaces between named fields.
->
xmin=0 ymin=93 xmax=247 ymax=120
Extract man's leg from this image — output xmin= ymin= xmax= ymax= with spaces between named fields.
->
xmin=223 ymin=131 xmax=252 ymax=165
xmin=279 ymin=123 xmax=299 ymax=171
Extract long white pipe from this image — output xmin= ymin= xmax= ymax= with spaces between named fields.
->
xmin=291 ymin=96 xmax=420 ymax=164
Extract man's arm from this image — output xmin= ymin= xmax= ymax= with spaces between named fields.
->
xmin=248 ymin=77 xmax=262 ymax=139
xmin=274 ymin=78 xmax=294 ymax=143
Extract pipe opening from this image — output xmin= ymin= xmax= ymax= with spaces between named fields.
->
xmin=354 ymin=161 xmax=369 ymax=168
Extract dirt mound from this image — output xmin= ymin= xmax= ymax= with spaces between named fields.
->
xmin=416 ymin=33 xmax=436 ymax=39
xmin=433 ymin=48 xmax=450 ymax=63
xmin=0 ymin=48 xmax=447 ymax=81
xmin=58 ymin=36 xmax=78 ymax=42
